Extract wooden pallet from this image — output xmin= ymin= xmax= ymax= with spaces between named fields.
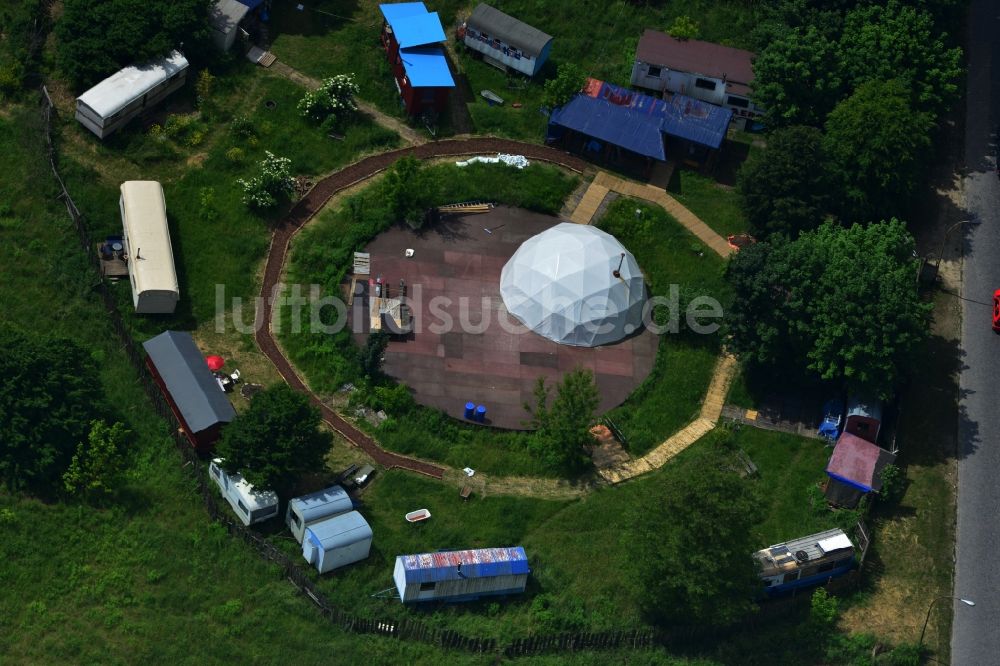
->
xmin=353 ymin=251 xmax=370 ymax=275
xmin=437 ymin=201 xmax=494 ymax=215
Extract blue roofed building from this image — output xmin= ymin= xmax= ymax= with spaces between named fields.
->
xmin=393 ymin=546 xmax=530 ymax=603
xmin=379 ymin=3 xmax=455 ymax=115
xmin=547 ymin=77 xmax=733 ymax=174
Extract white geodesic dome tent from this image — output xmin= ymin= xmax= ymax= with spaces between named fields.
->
xmin=500 ymin=223 xmax=646 ymax=347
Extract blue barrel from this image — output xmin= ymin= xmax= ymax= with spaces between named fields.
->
xmin=464 ymin=402 xmax=476 ymax=420
xmin=475 ymin=405 xmax=487 ymax=423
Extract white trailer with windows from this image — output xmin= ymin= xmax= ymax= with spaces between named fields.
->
xmin=209 ymin=459 xmax=279 ymax=527
xmin=286 ymin=485 xmax=354 ymax=544
xmin=119 ymin=181 xmax=179 ymax=314
xmin=75 ymin=50 xmax=189 ymax=139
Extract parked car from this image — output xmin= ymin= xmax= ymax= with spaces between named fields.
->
xmin=355 ymin=464 xmax=376 ymax=487
xmin=992 ymin=289 xmax=1000 ymax=332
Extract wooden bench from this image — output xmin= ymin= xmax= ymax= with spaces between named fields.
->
xmin=460 ymin=486 xmax=472 ymax=501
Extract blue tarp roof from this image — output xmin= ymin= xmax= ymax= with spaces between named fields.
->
xmin=236 ymin=0 xmax=265 ymax=9
xmin=392 ymin=12 xmax=446 ymax=48
xmin=305 ymin=511 xmax=372 ymax=551
xmin=549 ymin=95 xmax=666 ymax=160
xmin=379 ymin=2 xmax=428 ymax=23
xmin=398 ymin=547 xmax=530 ymax=584
xmin=550 ymin=79 xmax=732 ymax=157
xmin=400 ymin=46 xmax=455 ymax=87
xmin=142 ymin=331 xmax=236 ymax=433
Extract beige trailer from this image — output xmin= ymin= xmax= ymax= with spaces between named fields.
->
xmin=119 ymin=181 xmax=179 ymax=314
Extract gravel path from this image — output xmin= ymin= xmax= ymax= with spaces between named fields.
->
xmin=255 ymin=140 xmax=589 ymax=479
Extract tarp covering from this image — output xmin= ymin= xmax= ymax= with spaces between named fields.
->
xmin=549 ymin=78 xmax=732 ymax=157
xmin=379 ymin=2 xmax=428 ymax=24
xmin=399 ymin=46 xmax=455 ymax=87
xmin=548 ymin=95 xmax=666 ymax=160
xmin=392 ymin=12 xmax=446 ymax=48
xmin=143 ymin=331 xmax=236 ymax=434
xmin=500 ymin=223 xmax=646 ymax=347
xmin=826 ymin=432 xmax=896 ymax=493
xmin=398 ymin=546 xmax=530 ymax=584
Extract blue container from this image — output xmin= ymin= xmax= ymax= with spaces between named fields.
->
xmin=464 ymin=402 xmax=476 ymax=420
xmin=475 ymin=405 xmax=487 ymax=423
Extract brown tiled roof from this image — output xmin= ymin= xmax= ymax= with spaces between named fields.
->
xmin=636 ymin=29 xmax=755 ymax=86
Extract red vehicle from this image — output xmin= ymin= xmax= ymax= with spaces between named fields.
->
xmin=993 ymin=289 xmax=1000 ymax=332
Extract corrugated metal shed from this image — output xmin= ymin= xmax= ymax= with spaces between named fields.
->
xmin=305 ymin=510 xmax=373 ymax=550
xmin=289 ymin=485 xmax=352 ymax=524
xmin=142 ymin=331 xmax=236 ymax=433
xmin=467 ymin=3 xmax=552 ymax=57
xmin=400 ymin=46 xmax=455 ymax=87
xmin=399 ymin=546 xmax=530 ymax=583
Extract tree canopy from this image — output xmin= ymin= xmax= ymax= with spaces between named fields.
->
xmin=525 ymin=367 xmax=600 ymax=475
xmin=737 ymin=125 xmax=830 ymax=238
xmin=216 ymin=384 xmax=332 ymax=497
xmin=751 ymin=25 xmax=845 ymax=128
xmin=63 ymin=420 xmax=130 ymax=501
xmin=542 ymin=62 xmax=586 ymax=110
xmin=0 ymin=326 xmax=106 ymax=493
xmin=725 ymin=219 xmax=930 ymax=399
xmin=823 ymin=79 xmax=933 ymax=222
xmin=56 ymin=0 xmax=212 ymax=89
xmin=839 ymin=0 xmax=962 ymax=117
xmin=626 ymin=442 xmax=762 ymax=627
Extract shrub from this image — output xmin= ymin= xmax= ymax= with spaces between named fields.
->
xmin=229 ymin=115 xmax=256 ymax=139
xmin=147 ymin=123 xmax=163 ymax=137
xmin=186 ymin=130 xmax=204 ymax=147
xmin=195 ymin=69 xmax=214 ymax=107
xmin=667 ymin=15 xmax=699 ymax=40
xmin=298 ymin=74 xmax=360 ymax=125
xmin=237 ymin=151 xmax=295 ymax=210
xmin=225 ymin=146 xmax=245 ymax=164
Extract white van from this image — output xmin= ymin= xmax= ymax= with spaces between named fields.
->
xmin=209 ymin=459 xmax=279 ymax=527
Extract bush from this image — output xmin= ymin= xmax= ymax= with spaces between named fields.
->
xmin=298 ymin=74 xmax=360 ymax=126
xmin=229 ymin=115 xmax=256 ymax=139
xmin=667 ymin=15 xmax=699 ymax=40
xmin=237 ymin=151 xmax=295 ymax=210
xmin=225 ymin=146 xmax=245 ymax=164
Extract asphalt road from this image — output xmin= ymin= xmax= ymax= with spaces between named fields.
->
xmin=954 ymin=0 xmax=1000 ymax=661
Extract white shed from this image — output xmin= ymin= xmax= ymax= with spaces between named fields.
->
xmin=119 ymin=181 xmax=179 ymax=314
xmin=75 ymin=51 xmax=189 ymax=139
xmin=209 ymin=0 xmax=252 ymax=51
xmin=286 ymin=485 xmax=354 ymax=544
xmin=302 ymin=511 xmax=373 ymax=574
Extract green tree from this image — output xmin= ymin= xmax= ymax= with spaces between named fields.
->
xmin=385 ymin=156 xmax=439 ymax=229
xmin=237 ymin=151 xmax=296 ymax=210
xmin=525 ymin=367 xmax=599 ymax=474
xmin=736 ymin=125 xmax=830 ymax=238
xmin=823 ymin=79 xmax=933 ymax=221
xmin=626 ymin=445 xmax=762 ymax=627
xmin=0 ymin=326 xmax=106 ymax=493
xmin=726 ymin=220 xmax=931 ymax=398
xmin=839 ymin=1 xmax=962 ymax=117
xmin=56 ymin=0 xmax=212 ymax=90
xmin=63 ymin=420 xmax=130 ymax=501
xmin=751 ymin=25 xmax=845 ymax=128
xmin=216 ymin=385 xmax=332 ymax=498
xmin=666 ymin=15 xmax=699 ymax=40
xmin=542 ymin=62 xmax=586 ymax=110
xmin=361 ymin=330 xmax=389 ymax=378
xmin=0 ymin=0 xmax=49 ymax=95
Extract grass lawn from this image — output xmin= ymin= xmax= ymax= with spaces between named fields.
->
xmin=0 ymin=102 xmax=478 ymax=665
xmin=838 ymin=291 xmax=959 ymax=659
xmin=597 ymin=197 xmax=731 ymax=455
xmin=668 ymin=169 xmax=748 ymax=238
